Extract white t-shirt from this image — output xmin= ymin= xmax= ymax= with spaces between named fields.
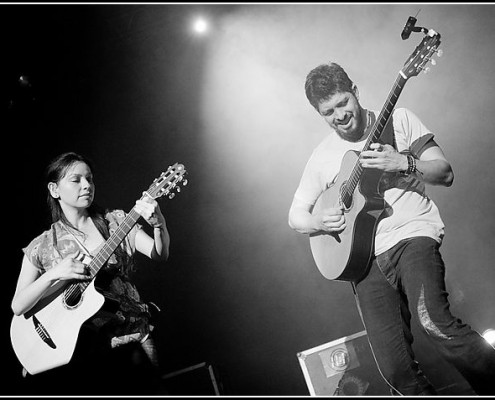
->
xmin=294 ymin=107 xmax=445 ymax=256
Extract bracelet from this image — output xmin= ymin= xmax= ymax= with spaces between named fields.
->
xmin=403 ymin=154 xmax=417 ymax=176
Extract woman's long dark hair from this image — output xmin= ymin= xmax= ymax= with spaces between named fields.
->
xmin=46 ymin=152 xmax=134 ymax=274
xmin=46 ymin=152 xmax=99 ymax=226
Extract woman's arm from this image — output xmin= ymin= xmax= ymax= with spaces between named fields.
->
xmin=134 ymin=198 xmax=170 ymax=261
xmin=12 ymin=252 xmax=89 ymax=316
xmin=135 ymin=224 xmax=170 ymax=261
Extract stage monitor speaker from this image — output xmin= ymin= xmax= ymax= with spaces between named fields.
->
xmin=297 ymin=330 xmax=391 ymax=396
xmin=161 ymin=362 xmax=222 ymax=395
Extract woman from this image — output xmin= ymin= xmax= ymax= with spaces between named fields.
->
xmin=11 ymin=152 xmax=170 ymax=395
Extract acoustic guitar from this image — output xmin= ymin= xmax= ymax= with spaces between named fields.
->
xmin=309 ymin=29 xmax=442 ymax=282
xmin=11 ymin=163 xmax=187 ymax=375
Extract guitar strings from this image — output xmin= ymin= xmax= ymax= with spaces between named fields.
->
xmin=63 ymin=208 xmax=141 ymax=305
xmin=62 ymin=167 xmax=182 ymax=306
xmin=339 ymin=75 xmax=404 ymax=207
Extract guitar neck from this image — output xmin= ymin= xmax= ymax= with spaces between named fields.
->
xmin=363 ymin=73 xmax=408 ymax=150
xmin=85 ymin=208 xmax=141 ymax=280
xmin=344 ymin=73 xmax=408 ymax=197
xmin=67 ymin=163 xmax=186 ymax=294
xmin=25 ymin=164 xmax=187 ymax=319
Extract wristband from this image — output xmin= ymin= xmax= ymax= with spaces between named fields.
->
xmin=402 ymin=154 xmax=417 ymax=176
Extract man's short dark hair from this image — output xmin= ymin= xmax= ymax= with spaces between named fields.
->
xmin=305 ymin=62 xmax=356 ymax=112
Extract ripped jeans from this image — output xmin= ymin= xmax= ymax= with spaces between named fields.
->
xmin=353 ymin=236 xmax=495 ymax=395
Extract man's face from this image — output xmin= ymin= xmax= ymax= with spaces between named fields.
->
xmin=317 ymin=91 xmax=365 ymax=142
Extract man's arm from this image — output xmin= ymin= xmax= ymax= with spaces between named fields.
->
xmin=410 ymin=145 xmax=454 ymax=186
xmin=288 ymin=197 xmax=346 ymax=235
xmin=360 ymin=143 xmax=454 ymax=187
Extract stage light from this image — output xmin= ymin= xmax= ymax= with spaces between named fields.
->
xmin=192 ymin=17 xmax=209 ymax=34
xmin=482 ymin=329 xmax=495 ymax=346
xmin=18 ymin=75 xmax=32 ymax=88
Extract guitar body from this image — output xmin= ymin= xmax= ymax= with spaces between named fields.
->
xmin=10 ymin=280 xmax=105 ymax=375
xmin=308 ymin=28 xmax=442 ymax=281
xmin=309 ymin=150 xmax=387 ymax=282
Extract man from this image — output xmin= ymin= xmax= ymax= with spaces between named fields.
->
xmin=288 ymin=62 xmax=495 ymax=395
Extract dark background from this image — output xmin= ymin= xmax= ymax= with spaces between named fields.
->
xmin=3 ymin=3 xmax=495 ymax=396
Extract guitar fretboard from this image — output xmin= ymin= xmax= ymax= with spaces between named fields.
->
xmin=63 ymin=207 xmax=141 ymax=304
xmin=340 ymin=73 xmax=408 ymax=207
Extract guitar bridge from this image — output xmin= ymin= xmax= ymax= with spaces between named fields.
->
xmin=32 ymin=315 xmax=56 ymax=349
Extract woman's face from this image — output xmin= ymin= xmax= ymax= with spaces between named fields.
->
xmin=50 ymin=161 xmax=95 ymax=211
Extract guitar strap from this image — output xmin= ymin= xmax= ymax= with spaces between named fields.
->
xmin=374 ymin=110 xmax=437 ymax=156
xmin=375 ymin=112 xmax=397 ymax=149
xmin=51 ymin=222 xmax=92 ymax=264
xmin=372 ymin=111 xmax=399 ymax=202
xmin=64 ymin=226 xmax=92 ymax=257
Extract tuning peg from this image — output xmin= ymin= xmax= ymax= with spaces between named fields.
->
xmin=168 ymin=193 xmax=176 ymax=199
xmin=182 ymin=179 xmax=188 ymax=186
xmin=436 ymin=49 xmax=443 ymax=57
xmin=176 ymin=187 xmax=181 ymax=192
xmin=430 ymin=59 xmax=437 ymax=66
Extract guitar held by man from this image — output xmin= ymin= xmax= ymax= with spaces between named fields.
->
xmin=292 ymin=26 xmax=442 ymax=282
xmin=289 ymin=18 xmax=495 ymax=396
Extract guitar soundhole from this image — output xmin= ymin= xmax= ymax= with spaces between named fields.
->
xmin=339 ymin=182 xmax=353 ymax=211
xmin=63 ymin=284 xmax=84 ymax=309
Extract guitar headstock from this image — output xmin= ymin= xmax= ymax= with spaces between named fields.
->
xmin=144 ymin=163 xmax=187 ymax=200
xmin=401 ymin=29 xmax=442 ymax=80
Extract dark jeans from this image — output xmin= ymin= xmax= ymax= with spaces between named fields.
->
xmin=353 ymin=236 xmax=495 ymax=395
